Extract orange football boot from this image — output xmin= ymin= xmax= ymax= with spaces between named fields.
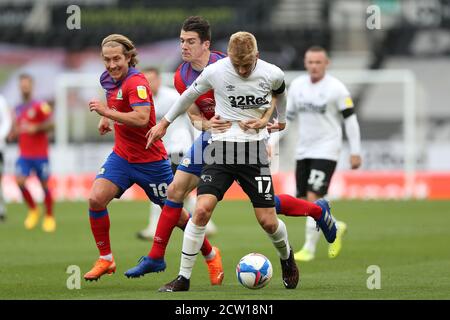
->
xmin=84 ymin=257 xmax=116 ymax=281
xmin=205 ymin=247 xmax=224 ymax=285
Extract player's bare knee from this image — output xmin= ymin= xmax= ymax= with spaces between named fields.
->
xmin=88 ymin=192 xmax=108 ymax=210
xmin=258 ymin=216 xmax=278 ymax=233
xmin=16 ymin=177 xmax=26 ymax=188
xmin=262 ymin=222 xmax=278 ymax=234
xmin=193 ymin=206 xmax=211 ymax=226
xmin=166 ymin=182 xmax=186 ymax=202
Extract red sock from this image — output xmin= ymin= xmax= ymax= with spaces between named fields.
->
xmin=148 ymin=201 xmax=183 ymax=260
xmin=200 ymin=236 xmax=213 ymax=257
xmin=20 ymin=186 xmax=36 ymax=209
xmin=44 ymin=188 xmax=53 ymax=217
xmin=89 ymin=208 xmax=111 ymax=256
xmin=275 ymin=194 xmax=322 ymax=220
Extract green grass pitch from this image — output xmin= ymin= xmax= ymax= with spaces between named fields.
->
xmin=0 ymin=200 xmax=449 ymax=300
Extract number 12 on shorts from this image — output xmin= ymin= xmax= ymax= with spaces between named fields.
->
xmin=255 ymin=177 xmax=272 ymax=194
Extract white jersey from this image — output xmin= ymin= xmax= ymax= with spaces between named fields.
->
xmin=287 ymin=74 xmax=355 ymax=161
xmin=153 ymin=86 xmax=194 ymax=154
xmin=0 ymin=95 xmax=12 ymax=151
xmin=192 ymin=57 xmax=285 ymax=142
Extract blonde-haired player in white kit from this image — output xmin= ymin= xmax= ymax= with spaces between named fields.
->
xmin=148 ymin=31 xmax=302 ymax=292
xmin=136 ymin=67 xmax=217 ymax=240
xmin=286 ymin=46 xmax=362 ymax=262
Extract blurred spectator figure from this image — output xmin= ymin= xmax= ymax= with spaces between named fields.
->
xmin=9 ymin=74 xmax=56 ymax=232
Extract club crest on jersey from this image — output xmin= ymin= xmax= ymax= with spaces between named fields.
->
xmin=258 ymin=82 xmax=270 ymax=90
xmin=116 ymin=89 xmax=123 ymax=100
xmin=137 ymin=86 xmax=147 ymax=99
xmin=226 ymin=84 xmax=235 ymax=91
xmin=27 ymin=108 xmax=36 ymax=118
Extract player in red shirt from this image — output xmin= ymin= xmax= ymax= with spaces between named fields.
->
xmin=124 ymin=18 xmax=224 ymax=285
xmin=84 ymin=34 xmax=222 ymax=281
xmin=10 ymin=74 xmax=55 ymax=232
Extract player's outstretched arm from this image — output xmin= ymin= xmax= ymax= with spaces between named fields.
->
xmin=145 ymin=117 xmax=169 ymax=149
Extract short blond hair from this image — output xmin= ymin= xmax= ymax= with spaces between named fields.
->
xmin=102 ymin=34 xmax=138 ymax=67
xmin=227 ymin=31 xmax=258 ymax=61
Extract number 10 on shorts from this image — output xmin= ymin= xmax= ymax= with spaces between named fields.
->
xmin=255 ymin=177 xmax=272 ymax=194
xmin=149 ymin=183 xmax=168 ymax=198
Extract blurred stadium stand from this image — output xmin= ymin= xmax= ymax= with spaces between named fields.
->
xmin=1 ymin=0 xmax=450 ymax=199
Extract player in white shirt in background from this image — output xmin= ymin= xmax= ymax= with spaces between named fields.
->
xmin=280 ymin=46 xmax=362 ymax=261
xmin=0 ymin=95 xmax=12 ymax=222
xmin=136 ymin=68 xmax=217 ymax=240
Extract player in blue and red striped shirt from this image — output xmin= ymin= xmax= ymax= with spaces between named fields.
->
xmin=124 ymin=18 xmax=225 ymax=285
xmin=84 ymin=34 xmax=221 ymax=281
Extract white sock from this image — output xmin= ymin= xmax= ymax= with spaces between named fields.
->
xmin=100 ymin=254 xmax=113 ymax=261
xmin=266 ymin=218 xmax=290 ymax=260
xmin=179 ymin=219 xmax=206 ymax=279
xmin=303 ymin=216 xmax=320 ymax=254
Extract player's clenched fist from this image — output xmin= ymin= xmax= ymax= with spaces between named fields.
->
xmin=89 ymin=99 xmax=108 ymax=116
xmin=98 ymin=117 xmax=112 ymax=135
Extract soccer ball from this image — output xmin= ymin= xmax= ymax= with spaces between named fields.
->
xmin=236 ymin=253 xmax=273 ymax=289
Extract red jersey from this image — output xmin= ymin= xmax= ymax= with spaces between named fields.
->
xmin=15 ymin=100 xmax=52 ymax=158
xmin=100 ymin=68 xmax=167 ymax=163
xmin=173 ymin=51 xmax=226 ymax=120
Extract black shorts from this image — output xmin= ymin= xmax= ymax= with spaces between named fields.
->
xmin=197 ymin=140 xmax=275 ymax=208
xmin=296 ymin=159 xmax=337 ymax=197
